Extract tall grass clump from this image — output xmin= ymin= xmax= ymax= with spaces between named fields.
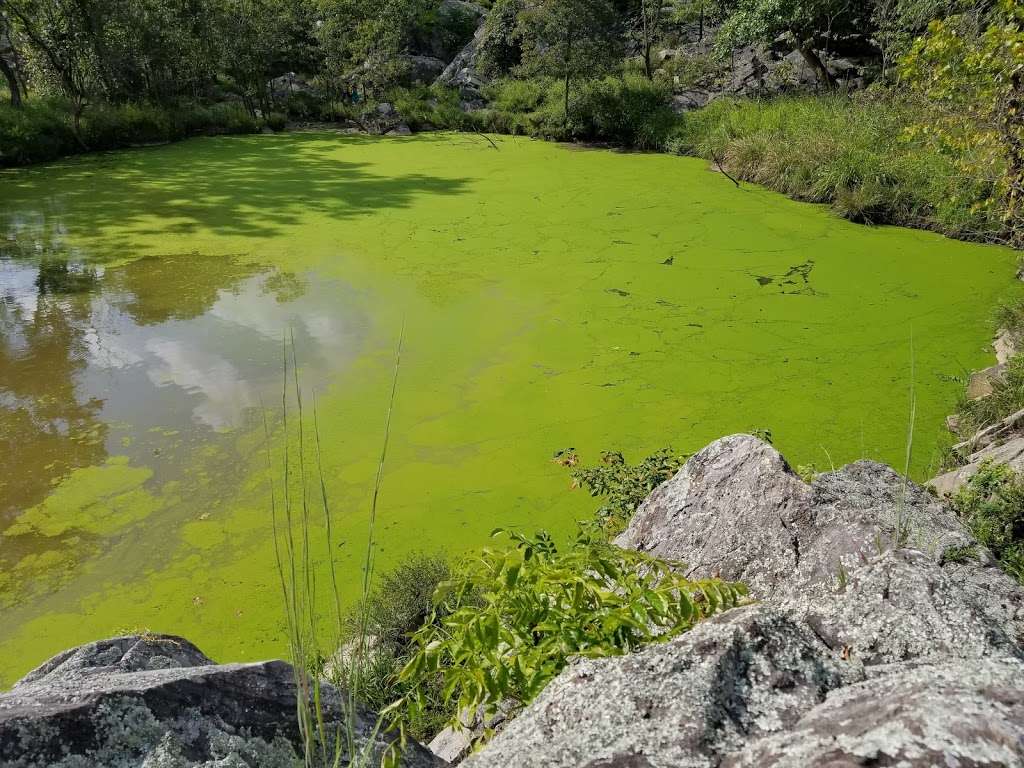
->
xmin=266 ymin=326 xmax=405 ymax=767
xmin=665 ymin=93 xmax=1008 ymax=242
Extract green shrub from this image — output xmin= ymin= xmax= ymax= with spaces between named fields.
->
xmin=81 ymin=103 xmax=177 ymax=149
xmin=205 ymin=102 xmax=258 ymax=134
xmin=390 ymin=85 xmax=475 ymax=132
xmin=569 ymin=75 xmax=677 ymax=149
xmin=568 ymin=448 xmax=687 ymax=537
xmin=0 ymin=98 xmax=258 ymax=167
xmin=0 ymin=101 xmax=76 ymax=164
xmin=951 ymin=461 xmax=1024 ymax=582
xmin=389 ymin=529 xmax=745 ymax=747
xmin=264 ymin=111 xmax=288 ymax=132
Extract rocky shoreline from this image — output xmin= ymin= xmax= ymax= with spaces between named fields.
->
xmin=3 ymin=434 xmax=1022 ymax=767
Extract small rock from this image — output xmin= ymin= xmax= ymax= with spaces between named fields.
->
xmin=996 ymin=327 xmax=1018 ymax=364
xmin=929 ymin=435 xmax=1024 ymax=497
xmin=966 ymin=363 xmax=1007 ymax=399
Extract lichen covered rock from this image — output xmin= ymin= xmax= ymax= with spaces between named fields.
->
xmin=0 ymin=635 xmax=444 ymax=768
xmin=467 ymin=435 xmax=1024 ymax=768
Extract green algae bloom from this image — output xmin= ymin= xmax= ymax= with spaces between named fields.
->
xmin=0 ymin=132 xmax=1019 ymax=686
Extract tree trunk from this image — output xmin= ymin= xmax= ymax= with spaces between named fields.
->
xmin=698 ymin=3 xmax=704 ymax=42
xmin=1004 ymin=67 xmax=1024 ymax=247
xmin=798 ymin=45 xmax=836 ymax=89
xmin=0 ymin=56 xmax=20 ymax=107
xmin=563 ymin=25 xmax=573 ymax=130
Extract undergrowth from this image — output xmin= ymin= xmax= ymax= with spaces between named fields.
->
xmin=951 ymin=461 xmax=1024 ymax=583
xmin=385 ymin=528 xmax=745 ymax=751
xmin=0 ymin=99 xmax=262 ymax=167
xmin=665 ymin=92 xmax=1010 ymax=244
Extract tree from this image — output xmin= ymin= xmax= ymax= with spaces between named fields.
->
xmin=518 ymin=0 xmax=622 ymax=125
xmin=901 ymin=0 xmax=1024 ymax=245
xmin=2 ymin=0 xmax=107 ymax=139
xmin=714 ymin=0 xmax=874 ymax=87
xmin=317 ymin=0 xmax=433 ymax=95
xmin=0 ymin=12 xmax=23 ymax=106
xmin=630 ymin=0 xmax=670 ymax=79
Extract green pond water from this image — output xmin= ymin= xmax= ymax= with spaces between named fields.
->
xmin=0 ymin=132 xmax=1019 ymax=686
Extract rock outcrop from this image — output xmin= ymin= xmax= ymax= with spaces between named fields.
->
xmin=466 ymin=435 xmax=1024 ymax=768
xmin=0 ymin=634 xmax=444 ymax=768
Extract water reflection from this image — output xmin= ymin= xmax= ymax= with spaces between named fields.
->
xmin=0 ymin=236 xmax=363 ymax=533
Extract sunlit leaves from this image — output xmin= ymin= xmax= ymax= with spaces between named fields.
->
xmin=390 ymin=528 xmax=745 ymax=747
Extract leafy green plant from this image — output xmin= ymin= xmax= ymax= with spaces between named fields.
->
xmin=387 ymin=529 xmax=745 ymax=748
xmin=951 ymin=461 xmax=1024 ymax=583
xmin=570 ymin=448 xmax=686 ymax=537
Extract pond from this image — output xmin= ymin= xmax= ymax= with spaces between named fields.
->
xmin=0 ymin=132 xmax=1017 ymax=685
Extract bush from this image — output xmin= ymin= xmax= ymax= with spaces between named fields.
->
xmin=390 ymin=529 xmax=745 ymax=747
xmin=80 ymin=102 xmax=177 ymax=149
xmin=0 ymin=98 xmax=258 ymax=167
xmin=263 ymin=111 xmax=288 ymax=132
xmin=568 ymin=448 xmax=687 ymax=538
xmin=955 ymin=354 xmax=1024 ymax=438
xmin=951 ymin=461 xmax=1024 ymax=583
xmin=569 ymin=75 xmax=677 ymax=150
xmin=0 ymin=100 xmax=78 ymax=165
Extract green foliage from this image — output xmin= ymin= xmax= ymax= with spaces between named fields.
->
xmin=0 ymin=98 xmax=257 ymax=166
xmin=570 ymin=448 xmax=687 ymax=537
xmin=570 ymin=74 xmax=677 ymax=149
xmin=951 ymin=461 xmax=1024 ymax=582
xmin=665 ymin=93 xmax=1009 ymax=240
xmin=955 ymin=354 xmax=1024 ymax=438
xmin=517 ymin=0 xmax=623 ymax=123
xmin=900 ymin=0 xmax=1024 ymax=246
xmin=389 ymin=529 xmax=746 ymax=745
xmin=325 ymin=553 xmax=455 ymax=743
xmin=264 ymin=110 xmax=289 ymax=131
xmin=476 ymin=0 xmax=526 ymax=76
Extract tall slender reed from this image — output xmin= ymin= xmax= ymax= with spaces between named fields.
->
xmin=267 ymin=324 xmax=406 ymax=767
xmin=897 ymin=333 xmax=917 ymax=545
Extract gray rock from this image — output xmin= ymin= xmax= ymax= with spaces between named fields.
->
xmin=967 ymin=362 xmax=1008 ymax=399
xmin=995 ymin=328 xmax=1018 ymax=365
xmin=388 ymin=122 xmax=413 ymax=136
xmin=468 ymin=435 xmax=1024 ymax=768
xmin=465 ymin=607 xmax=855 ymax=768
xmin=399 ymin=55 xmax=447 ymax=85
xmin=0 ymin=635 xmax=444 ymax=768
xmin=724 ymin=659 xmax=1024 ymax=767
xmin=616 ymin=434 xmax=811 ymax=597
xmin=435 ymin=23 xmax=489 ymax=98
xmin=929 ymin=435 xmax=1024 ymax=497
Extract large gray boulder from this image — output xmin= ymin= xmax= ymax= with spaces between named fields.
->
xmin=0 ymin=634 xmax=444 ymax=768
xmin=467 ymin=435 xmax=1024 ymax=768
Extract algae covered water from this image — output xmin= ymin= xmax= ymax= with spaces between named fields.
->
xmin=0 ymin=132 xmax=1017 ymax=685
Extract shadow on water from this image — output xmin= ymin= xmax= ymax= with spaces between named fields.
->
xmin=0 ymin=134 xmax=473 ymax=242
